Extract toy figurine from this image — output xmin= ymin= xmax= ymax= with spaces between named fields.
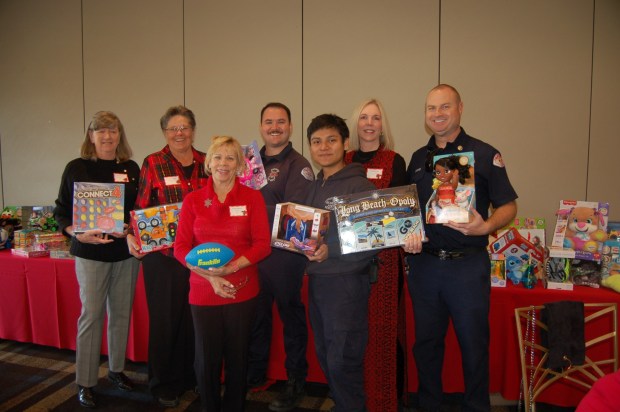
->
xmin=521 ymin=257 xmax=537 ymax=289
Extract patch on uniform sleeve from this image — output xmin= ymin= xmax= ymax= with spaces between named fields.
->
xmin=301 ymin=166 xmax=315 ymax=181
xmin=493 ymin=153 xmax=505 ymax=168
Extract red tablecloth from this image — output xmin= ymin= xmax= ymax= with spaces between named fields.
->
xmin=1 ymin=250 xmax=619 ymax=406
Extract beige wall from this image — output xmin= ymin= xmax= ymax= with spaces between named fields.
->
xmin=0 ymin=0 xmax=618 ymax=239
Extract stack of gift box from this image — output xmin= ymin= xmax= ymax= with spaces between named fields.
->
xmin=488 ymin=200 xmax=618 ymax=292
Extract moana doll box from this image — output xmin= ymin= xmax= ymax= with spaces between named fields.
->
xmin=72 ymin=182 xmax=125 ymax=234
xmin=332 ymin=184 xmax=424 ymax=255
xmin=426 ymin=151 xmax=476 ymax=224
xmin=271 ymin=202 xmax=330 ymax=255
xmin=130 ymin=202 xmax=182 ymax=253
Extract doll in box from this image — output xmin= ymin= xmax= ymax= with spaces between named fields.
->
xmin=432 ymin=155 xmax=472 ymax=208
xmin=562 ymin=206 xmax=607 ymax=253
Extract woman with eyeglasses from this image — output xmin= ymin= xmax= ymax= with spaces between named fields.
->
xmin=53 ymin=111 xmax=140 ymax=408
xmin=346 ymin=98 xmax=408 ymax=412
xmin=127 ymin=105 xmax=208 ymax=407
xmin=173 ymin=135 xmax=271 ymax=412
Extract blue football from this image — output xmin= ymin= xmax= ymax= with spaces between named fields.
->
xmin=185 ymin=242 xmax=234 ymax=269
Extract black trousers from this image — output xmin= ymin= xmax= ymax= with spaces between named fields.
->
xmin=142 ymin=252 xmax=196 ymax=398
xmin=192 ymin=298 xmax=257 ymax=412
xmin=407 ymin=250 xmax=491 ymax=412
xmin=309 ymin=272 xmax=370 ymax=412
xmin=248 ymin=259 xmax=308 ymax=381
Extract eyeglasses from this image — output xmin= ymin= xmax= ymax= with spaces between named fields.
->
xmin=223 ymin=276 xmax=249 ymax=294
xmin=425 ymin=147 xmax=439 ymax=172
xmin=164 ymin=125 xmax=193 ymax=134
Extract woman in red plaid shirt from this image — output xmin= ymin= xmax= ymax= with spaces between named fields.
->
xmin=127 ymin=105 xmax=208 ymax=407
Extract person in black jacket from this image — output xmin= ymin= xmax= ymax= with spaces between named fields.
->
xmin=54 ymin=111 xmax=140 ymax=409
xmin=303 ymin=114 xmax=377 ymax=412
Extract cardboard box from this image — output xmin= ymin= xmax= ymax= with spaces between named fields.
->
xmin=271 ymin=203 xmax=330 ymax=254
xmin=570 ymin=259 xmax=601 ymax=288
xmin=550 ymin=200 xmax=609 ymax=262
xmin=73 ymin=182 xmax=125 ymax=234
xmin=489 ymin=216 xmax=546 ymax=250
xmin=425 ymin=151 xmax=476 ymax=224
xmin=239 ymin=140 xmax=268 ymax=190
xmin=544 ymin=256 xmax=573 ymax=290
xmin=11 ymin=247 xmax=50 ymax=258
xmin=332 ymin=185 xmax=425 ymax=254
xmin=130 ymin=202 xmax=181 ymax=253
xmin=490 ymin=253 xmax=506 ymax=287
xmin=489 ymin=227 xmax=545 ymax=283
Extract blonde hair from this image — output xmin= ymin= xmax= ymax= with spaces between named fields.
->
xmin=348 ymin=98 xmax=395 ymax=151
xmin=205 ymin=136 xmax=247 ymax=176
xmin=81 ymin=111 xmax=133 ymax=162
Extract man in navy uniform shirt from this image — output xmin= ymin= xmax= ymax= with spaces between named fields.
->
xmin=404 ymin=84 xmax=517 ymax=412
xmin=247 ymin=103 xmax=314 ymax=411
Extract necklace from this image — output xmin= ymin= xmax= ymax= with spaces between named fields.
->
xmin=518 ymin=306 xmax=537 ymax=411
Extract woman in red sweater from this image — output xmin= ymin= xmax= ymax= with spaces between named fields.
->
xmin=174 ymin=136 xmax=271 ymax=412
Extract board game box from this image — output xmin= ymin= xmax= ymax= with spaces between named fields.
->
xmin=130 ymin=202 xmax=182 ymax=253
xmin=333 ymin=184 xmax=424 ymax=255
xmin=72 ymin=182 xmax=125 ymax=234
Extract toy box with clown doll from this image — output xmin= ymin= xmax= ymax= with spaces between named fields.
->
xmin=239 ymin=140 xmax=267 ymax=190
xmin=333 ymin=184 xmax=424 ymax=254
xmin=550 ymin=200 xmax=609 ymax=261
xmin=425 ymin=151 xmax=475 ymax=224
xmin=130 ymin=202 xmax=182 ymax=253
xmin=271 ymin=203 xmax=330 ymax=255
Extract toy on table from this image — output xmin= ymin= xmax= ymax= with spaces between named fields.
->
xmin=521 ymin=256 xmax=537 ymax=289
xmin=570 ymin=259 xmax=602 ymax=288
xmin=551 ymin=200 xmax=609 ymax=261
xmin=561 ymin=207 xmax=608 ymax=252
xmin=601 ymin=239 xmax=620 ymax=293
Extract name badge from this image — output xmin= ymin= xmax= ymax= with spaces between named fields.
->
xmin=113 ymin=173 xmax=129 ymax=183
xmin=164 ymin=176 xmax=181 ymax=186
xmin=229 ymin=205 xmax=248 ymax=216
xmin=367 ymin=168 xmax=383 ymax=180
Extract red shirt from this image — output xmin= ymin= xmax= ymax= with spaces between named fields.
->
xmin=173 ymin=177 xmax=271 ymax=306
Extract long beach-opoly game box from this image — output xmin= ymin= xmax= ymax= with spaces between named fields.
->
xmin=72 ymin=182 xmax=125 ymax=234
xmin=333 ymin=184 xmax=424 ymax=254
xmin=271 ymin=203 xmax=330 ymax=254
xmin=130 ymin=202 xmax=182 ymax=252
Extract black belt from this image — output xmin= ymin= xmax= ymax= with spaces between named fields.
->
xmin=422 ymin=246 xmax=486 ymax=260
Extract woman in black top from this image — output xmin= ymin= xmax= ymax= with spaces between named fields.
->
xmin=54 ymin=111 xmax=140 ymax=408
